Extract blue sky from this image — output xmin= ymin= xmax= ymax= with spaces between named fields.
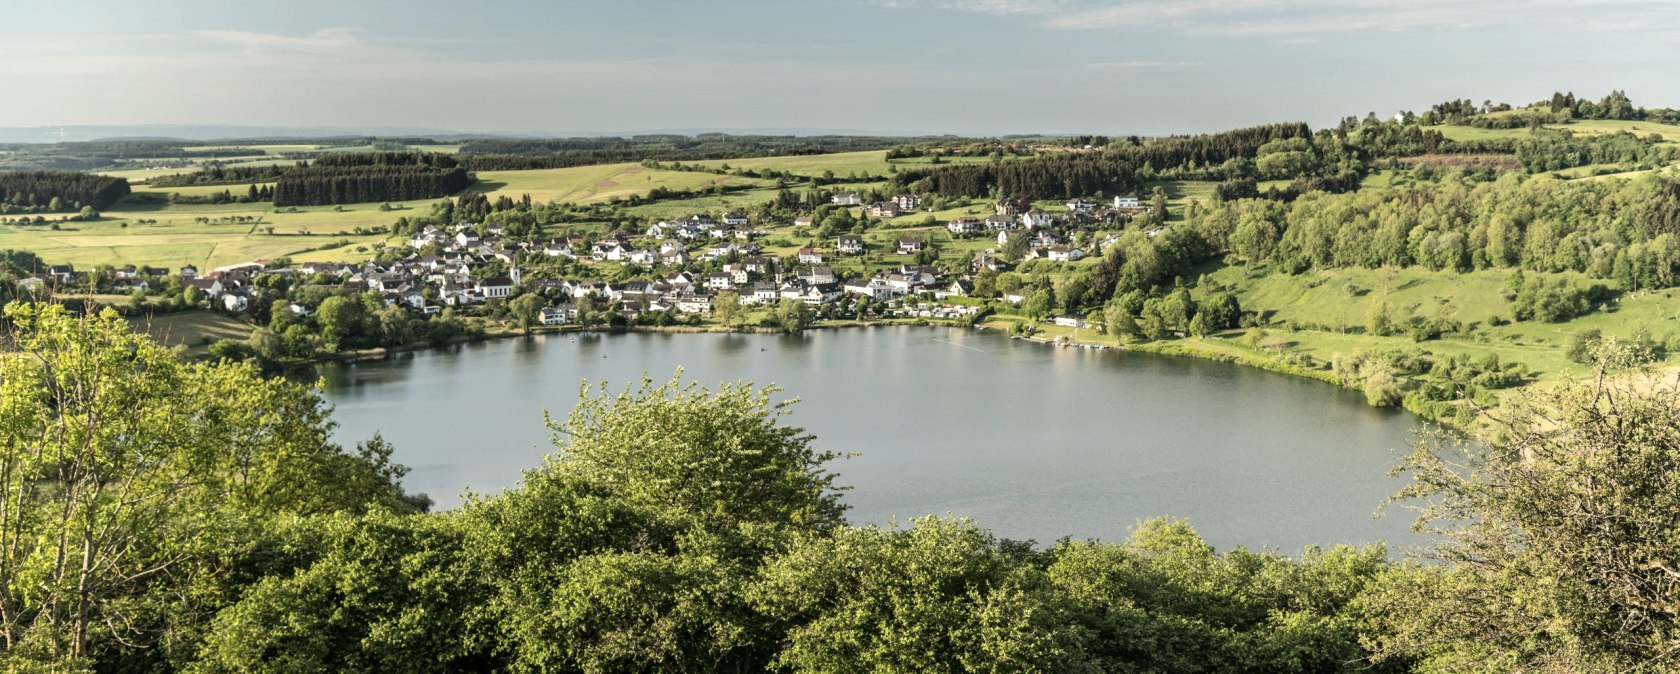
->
xmin=2 ymin=0 xmax=1677 ymax=135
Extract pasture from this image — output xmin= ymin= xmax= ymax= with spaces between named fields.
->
xmin=469 ymin=163 xmax=776 ymax=204
xmin=0 ymin=193 xmax=420 ymax=268
xmin=688 ymin=150 xmax=1017 ymax=178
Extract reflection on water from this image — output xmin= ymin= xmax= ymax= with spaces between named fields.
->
xmin=318 ymin=326 xmax=1427 ymax=553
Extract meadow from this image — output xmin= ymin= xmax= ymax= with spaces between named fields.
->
xmin=470 ymin=163 xmax=776 ymax=204
xmin=688 ymin=149 xmax=1016 ymax=178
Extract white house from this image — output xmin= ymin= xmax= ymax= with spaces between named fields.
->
xmin=837 ymin=235 xmax=864 ymax=254
xmin=1046 ymin=246 xmax=1086 ymax=262
xmin=947 ymin=217 xmax=982 ymax=235
xmin=1113 ymin=195 xmax=1141 ymax=209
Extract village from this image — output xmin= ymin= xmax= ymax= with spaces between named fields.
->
xmin=26 ymin=193 xmax=1152 ymax=336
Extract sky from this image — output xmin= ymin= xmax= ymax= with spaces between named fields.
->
xmin=2 ymin=0 xmax=1678 ymax=137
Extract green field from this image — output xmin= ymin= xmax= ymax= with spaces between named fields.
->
xmin=127 ymin=311 xmax=254 ymax=352
xmin=689 ymin=150 xmax=1016 ymax=179
xmin=0 ymin=192 xmax=422 ymax=268
xmin=1423 ymin=117 xmax=1680 ymax=145
xmin=1203 ymin=265 xmax=1679 ymax=383
xmin=471 ymin=163 xmax=775 ymax=204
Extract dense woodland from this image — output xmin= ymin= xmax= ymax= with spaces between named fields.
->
xmin=3 ymin=305 xmax=1680 ymax=673
xmin=271 ymin=152 xmax=471 ymax=206
xmin=0 ymin=170 xmax=130 ymax=213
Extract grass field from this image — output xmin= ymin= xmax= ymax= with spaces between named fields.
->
xmin=470 ymin=163 xmax=776 ymax=204
xmin=1205 ymin=264 xmax=1679 ymax=382
xmin=688 ymin=150 xmax=1015 ymax=179
xmin=0 ymin=191 xmax=424 ymax=268
xmin=1423 ymin=117 xmax=1680 ymax=145
xmin=132 ymin=182 xmax=277 ymax=198
xmin=126 ymin=311 xmax=253 ymax=352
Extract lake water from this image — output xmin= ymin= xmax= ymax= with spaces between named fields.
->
xmin=317 ymin=326 xmax=1429 ymax=553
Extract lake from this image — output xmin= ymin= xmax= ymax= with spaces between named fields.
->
xmin=318 ymin=326 xmax=1429 ymax=553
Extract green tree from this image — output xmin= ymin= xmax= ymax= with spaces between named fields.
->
xmin=1104 ymin=303 xmax=1139 ymax=341
xmin=1373 ymin=369 xmax=1680 ymax=671
xmin=777 ymin=298 xmax=813 ymax=334
xmin=192 ymin=513 xmax=485 ymax=673
xmin=508 ymin=293 xmax=545 ymax=333
xmin=714 ymin=290 xmax=742 ymax=329
xmin=751 ymin=518 xmax=1090 ymax=673
xmin=0 ymin=305 xmax=416 ymax=667
xmin=314 ymin=295 xmax=362 ymax=350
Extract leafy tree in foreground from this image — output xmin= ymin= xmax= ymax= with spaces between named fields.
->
xmin=459 ymin=375 xmax=848 ymax=672
xmin=0 ymin=304 xmax=417 ymax=669
xmin=1369 ymin=351 xmax=1680 ymax=672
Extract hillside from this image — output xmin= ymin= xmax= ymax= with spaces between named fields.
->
xmin=4 ymin=91 xmax=1680 ymax=425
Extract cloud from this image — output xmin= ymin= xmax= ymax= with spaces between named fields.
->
xmin=194 ymin=27 xmax=362 ymax=54
xmin=1086 ymin=60 xmax=1201 ymax=69
xmin=874 ymin=0 xmax=1680 ymax=38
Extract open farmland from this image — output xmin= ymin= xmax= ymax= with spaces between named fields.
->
xmin=0 ymin=194 xmax=424 ymax=268
xmin=688 ymin=149 xmax=1022 ymax=178
xmin=469 ymin=163 xmax=775 ymax=204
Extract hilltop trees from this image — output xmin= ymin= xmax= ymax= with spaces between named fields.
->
xmin=0 ymin=171 xmax=130 ymax=213
xmin=272 ymin=152 xmax=471 ymax=206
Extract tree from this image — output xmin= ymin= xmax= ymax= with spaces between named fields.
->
xmin=0 ymin=305 xmax=416 ymax=667
xmin=314 ymin=295 xmax=362 ymax=350
xmin=1365 ymin=301 xmax=1394 ymax=336
xmin=508 ymin=293 xmax=545 ymax=333
xmin=192 ymin=513 xmax=485 ymax=673
xmin=1103 ymin=303 xmax=1138 ymax=341
xmin=776 ymin=299 xmax=813 ymax=334
xmin=1374 ymin=364 xmax=1680 ymax=670
xmin=750 ymin=518 xmax=1089 ymax=672
xmin=457 ymin=375 xmax=848 ymax=672
xmin=1022 ymin=289 xmax=1054 ymax=321
xmin=714 ymin=290 xmax=742 ymax=329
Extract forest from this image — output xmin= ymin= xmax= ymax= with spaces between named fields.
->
xmin=271 ymin=151 xmax=472 ymax=206
xmin=3 ymin=304 xmax=1679 ymax=673
xmin=0 ymin=170 xmax=130 ymax=213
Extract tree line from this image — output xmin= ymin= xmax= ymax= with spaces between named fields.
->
xmin=893 ymin=152 xmax=1141 ymax=199
xmin=457 ymin=133 xmax=994 ymax=170
xmin=0 ymin=170 xmax=130 ymax=212
xmin=271 ymin=152 xmax=471 ymax=206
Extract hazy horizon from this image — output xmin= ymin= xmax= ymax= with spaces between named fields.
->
xmin=4 ymin=0 xmax=1679 ymax=138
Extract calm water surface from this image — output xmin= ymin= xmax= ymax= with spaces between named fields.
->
xmin=318 ymin=326 xmax=1428 ymax=552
